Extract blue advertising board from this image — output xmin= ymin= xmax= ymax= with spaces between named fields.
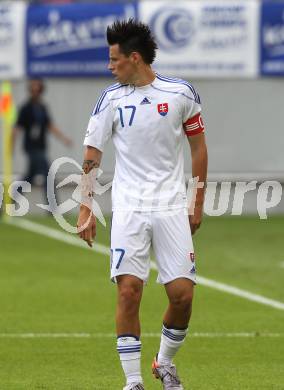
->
xmin=26 ymin=2 xmax=138 ymax=77
xmin=261 ymin=1 xmax=284 ymax=75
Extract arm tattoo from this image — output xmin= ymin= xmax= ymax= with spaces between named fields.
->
xmin=82 ymin=159 xmax=99 ymax=174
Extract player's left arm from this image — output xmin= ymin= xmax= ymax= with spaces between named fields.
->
xmin=186 ymin=128 xmax=208 ymax=235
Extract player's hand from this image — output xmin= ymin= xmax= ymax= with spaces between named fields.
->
xmin=77 ymin=205 xmax=96 ymax=247
xmin=189 ymin=204 xmax=203 ymax=235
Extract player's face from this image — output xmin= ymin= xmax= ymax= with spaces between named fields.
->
xmin=108 ymin=44 xmax=136 ymax=84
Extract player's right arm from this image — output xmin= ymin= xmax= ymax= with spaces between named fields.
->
xmin=77 ymin=146 xmax=102 ymax=247
xmin=77 ymin=89 xmax=114 ymax=247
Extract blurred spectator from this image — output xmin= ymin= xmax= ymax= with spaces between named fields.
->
xmin=13 ymin=79 xmax=72 ymax=201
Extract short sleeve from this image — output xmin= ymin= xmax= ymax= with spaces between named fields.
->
xmin=182 ymin=85 xmax=204 ymax=137
xmin=182 ymin=85 xmax=202 ymax=123
xmin=83 ymin=92 xmax=114 ymax=151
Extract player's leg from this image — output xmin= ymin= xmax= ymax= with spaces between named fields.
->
xmin=116 ymin=275 xmax=143 ymax=337
xmin=164 ymin=278 xmax=194 ymax=327
xmin=160 ymin=277 xmax=194 ymax=363
xmin=152 ymin=209 xmax=196 ymax=388
xmin=116 ymin=275 xmax=144 ymax=389
xmin=111 ymin=211 xmax=152 ymax=389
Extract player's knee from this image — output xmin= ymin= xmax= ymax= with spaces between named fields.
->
xmin=118 ymin=284 xmax=142 ymax=312
xmin=169 ymin=291 xmax=193 ymax=311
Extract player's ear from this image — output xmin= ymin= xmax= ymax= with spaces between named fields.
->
xmin=130 ymin=51 xmax=141 ymax=64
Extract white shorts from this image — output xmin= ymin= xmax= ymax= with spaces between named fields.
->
xmin=110 ymin=208 xmax=196 ymax=285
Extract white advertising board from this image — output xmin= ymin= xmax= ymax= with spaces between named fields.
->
xmin=0 ymin=1 xmax=26 ymax=79
xmin=140 ymin=1 xmax=259 ymax=78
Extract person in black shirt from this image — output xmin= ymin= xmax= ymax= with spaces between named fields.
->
xmin=13 ymin=79 xmax=72 ymax=200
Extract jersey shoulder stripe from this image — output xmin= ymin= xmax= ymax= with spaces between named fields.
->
xmin=156 ymin=74 xmax=200 ymax=104
xmin=156 ymin=74 xmax=198 ymax=95
xmin=156 ymin=74 xmax=201 ymax=104
xmin=93 ymin=83 xmax=127 ymax=115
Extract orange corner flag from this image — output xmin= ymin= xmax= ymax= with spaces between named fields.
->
xmin=0 ymin=81 xmax=16 ymax=126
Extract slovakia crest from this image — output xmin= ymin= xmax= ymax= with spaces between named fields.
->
xmin=157 ymin=103 xmax=168 ymax=116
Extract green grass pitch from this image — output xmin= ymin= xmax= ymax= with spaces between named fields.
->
xmin=0 ymin=215 xmax=283 ymax=389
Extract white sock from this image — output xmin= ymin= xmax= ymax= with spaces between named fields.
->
xmin=117 ymin=335 xmax=142 ymax=385
xmin=157 ymin=324 xmax=188 ymax=366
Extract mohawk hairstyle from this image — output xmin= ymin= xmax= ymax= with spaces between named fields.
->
xmin=107 ymin=19 xmax=158 ymax=64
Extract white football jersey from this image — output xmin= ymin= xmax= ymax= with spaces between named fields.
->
xmin=84 ymin=74 xmax=204 ymax=211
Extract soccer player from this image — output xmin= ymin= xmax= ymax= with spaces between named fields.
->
xmin=77 ymin=19 xmax=207 ymax=390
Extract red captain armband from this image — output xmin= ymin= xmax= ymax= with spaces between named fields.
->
xmin=183 ymin=112 xmax=205 ymax=136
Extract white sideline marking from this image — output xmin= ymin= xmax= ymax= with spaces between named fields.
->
xmin=0 ymin=332 xmax=282 ymax=339
xmin=196 ymin=276 xmax=284 ymax=311
xmin=7 ymin=218 xmax=109 ymax=256
xmin=6 ymin=218 xmax=284 ymax=311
